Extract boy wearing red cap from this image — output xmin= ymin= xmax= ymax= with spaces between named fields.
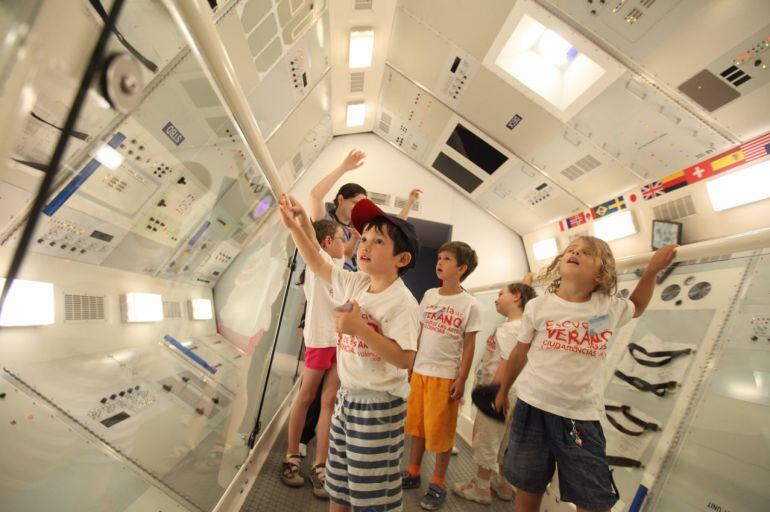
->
xmin=279 ymin=194 xmax=421 ymax=512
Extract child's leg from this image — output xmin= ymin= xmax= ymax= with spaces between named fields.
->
xmin=287 ymin=366 xmax=326 ymax=456
xmin=432 ymin=449 xmax=452 ymax=482
xmin=314 ymin=363 xmax=340 ymax=467
xmin=513 ymin=490 xmax=543 ymax=512
xmin=404 ymin=373 xmax=427 ymax=478
xmin=329 ymin=502 xmax=350 ymax=512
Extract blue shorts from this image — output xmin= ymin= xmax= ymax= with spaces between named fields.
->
xmin=502 ymin=399 xmax=619 ymax=510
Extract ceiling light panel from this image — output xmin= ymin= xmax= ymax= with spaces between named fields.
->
xmin=346 ymin=103 xmax=366 ymax=127
xmin=706 ymin=159 xmax=770 ymax=211
xmin=593 ymin=210 xmax=637 ymax=242
xmin=483 ymin=0 xmax=625 ymax=122
xmin=349 ymin=28 xmax=375 ymax=68
xmin=0 ymin=278 xmax=55 ymax=327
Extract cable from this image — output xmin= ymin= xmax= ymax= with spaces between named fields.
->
xmin=88 ymin=0 xmax=158 ymax=73
xmin=30 ymin=111 xmax=90 ymax=141
xmin=0 ymin=0 xmax=126 ymax=321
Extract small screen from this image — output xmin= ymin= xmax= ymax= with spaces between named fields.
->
xmin=446 ymin=124 xmax=507 ymax=174
xmin=90 ymin=230 xmax=114 ymax=242
xmin=651 ymin=220 xmax=682 ymax=250
xmin=101 ymin=411 xmax=130 ymax=428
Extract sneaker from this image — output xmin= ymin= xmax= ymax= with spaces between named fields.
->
xmin=401 ymin=470 xmax=421 ymax=489
xmin=452 ymin=478 xmax=491 ymax=505
xmin=420 ymin=483 xmax=447 ymax=510
xmin=310 ymin=462 xmax=328 ymax=499
xmin=280 ymin=453 xmax=304 ymax=487
xmin=451 ymin=445 xmax=459 ymax=456
xmin=491 ymin=474 xmax=515 ymax=501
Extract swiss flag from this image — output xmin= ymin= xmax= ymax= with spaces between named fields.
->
xmin=684 ymin=162 xmax=714 ymax=184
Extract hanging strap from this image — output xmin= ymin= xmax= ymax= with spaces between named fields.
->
xmin=607 ymin=455 xmax=643 ymax=468
xmin=605 ymin=404 xmax=659 ymax=436
xmin=628 ymin=343 xmax=692 ymax=367
xmin=614 ymin=370 xmax=677 ymax=397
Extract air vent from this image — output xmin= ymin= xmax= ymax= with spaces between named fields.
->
xmin=378 ymin=112 xmax=392 ymax=134
xmin=699 ymin=253 xmax=733 ymax=263
xmin=354 ymin=0 xmax=373 ymax=10
xmin=64 ymin=293 xmax=105 ymax=322
xmin=350 ymin=72 xmax=365 ymax=93
xmin=394 ymin=196 xmax=420 ymax=212
xmin=291 ymin=152 xmax=304 ymax=176
xmin=719 ymin=65 xmax=752 ymax=87
xmin=163 ymin=301 xmax=182 ymax=319
xmin=233 ymin=229 xmax=248 ymax=244
xmin=560 ymin=155 xmax=601 ymax=181
xmin=653 ymin=195 xmax=696 ymax=220
xmin=368 ymin=191 xmax=391 ymax=206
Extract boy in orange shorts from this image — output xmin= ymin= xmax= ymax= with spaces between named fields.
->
xmin=402 ymin=241 xmax=481 ymax=510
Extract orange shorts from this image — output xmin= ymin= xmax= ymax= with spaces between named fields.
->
xmin=404 ymin=372 xmax=460 ymax=453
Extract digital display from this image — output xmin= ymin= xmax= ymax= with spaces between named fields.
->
xmin=100 ymin=411 xmax=130 ymax=428
xmin=446 ymin=124 xmax=507 ymax=174
xmin=651 ymin=220 xmax=682 ymax=250
xmin=431 ymin=152 xmax=482 ymax=193
xmin=90 ymin=230 xmax=114 ymax=242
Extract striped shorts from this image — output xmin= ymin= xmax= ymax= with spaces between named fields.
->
xmin=325 ymin=388 xmax=406 ymax=511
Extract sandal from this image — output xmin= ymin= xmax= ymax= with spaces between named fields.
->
xmin=280 ymin=453 xmax=305 ymax=487
xmin=310 ymin=462 xmax=329 ymax=499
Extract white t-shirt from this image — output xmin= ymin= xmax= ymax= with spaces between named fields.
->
xmin=412 ymin=288 xmax=482 ymax=379
xmin=331 ymin=266 xmax=420 ymax=399
xmin=479 ymin=320 xmax=521 ymax=385
xmin=302 ymin=249 xmax=344 ymax=348
xmin=514 ymin=293 xmax=635 ymax=421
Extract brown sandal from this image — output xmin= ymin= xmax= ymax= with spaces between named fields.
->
xmin=280 ymin=453 xmax=304 ymax=487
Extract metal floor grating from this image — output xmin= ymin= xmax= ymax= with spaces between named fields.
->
xmin=241 ymin=422 xmax=516 ymax=511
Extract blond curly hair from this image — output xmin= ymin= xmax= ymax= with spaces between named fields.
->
xmin=537 ymin=236 xmax=618 ymax=296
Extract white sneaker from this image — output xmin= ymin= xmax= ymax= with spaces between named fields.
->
xmin=491 ymin=474 xmax=515 ymax=501
xmin=452 ymin=478 xmax=491 ymax=505
xmin=451 ymin=445 xmax=459 ymax=456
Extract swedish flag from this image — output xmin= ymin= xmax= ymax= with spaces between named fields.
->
xmin=592 ymin=196 xmax=626 ymax=218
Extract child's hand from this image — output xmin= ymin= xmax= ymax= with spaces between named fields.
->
xmin=283 ymin=195 xmax=311 ymax=228
xmin=335 ymin=300 xmax=365 ymax=336
xmin=449 ymin=377 xmax=466 ymax=401
xmin=340 ymin=149 xmax=366 ymax=172
xmin=278 ymin=194 xmax=301 ymax=230
xmin=647 ymin=245 xmax=678 ymax=274
xmin=344 ymin=225 xmax=361 ymax=242
xmin=407 ymin=188 xmax=422 ymax=203
xmin=494 ymin=388 xmax=510 ymax=417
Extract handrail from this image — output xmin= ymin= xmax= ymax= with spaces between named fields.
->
xmin=467 ymin=227 xmax=770 ymax=295
xmin=161 ymin=0 xmax=284 ymax=197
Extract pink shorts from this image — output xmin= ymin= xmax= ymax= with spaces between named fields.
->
xmin=304 ymin=346 xmax=336 ymax=371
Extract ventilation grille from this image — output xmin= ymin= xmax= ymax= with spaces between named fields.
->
xmin=394 ymin=196 xmax=420 ymax=212
xmin=560 ymin=155 xmax=601 ymax=181
xmin=368 ymin=191 xmax=391 ymax=206
xmin=378 ymin=112 xmax=392 ymax=134
xmin=350 ymin=72 xmax=365 ymax=93
xmin=699 ymin=253 xmax=733 ymax=264
xmin=291 ymin=152 xmax=304 ymax=176
xmin=354 ymin=0 xmax=373 ymax=9
xmin=163 ymin=301 xmax=182 ymax=319
xmin=653 ymin=195 xmax=696 ymax=220
xmin=64 ymin=294 xmax=105 ymax=322
xmin=719 ymin=65 xmax=752 ymax=87
xmin=233 ymin=229 xmax=248 ymax=244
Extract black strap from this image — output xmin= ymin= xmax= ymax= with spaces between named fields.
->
xmin=614 ymin=370 xmax=677 ymax=397
xmin=88 ymin=0 xmax=158 ymax=72
xmin=607 ymin=455 xmax=643 ymax=468
xmin=605 ymin=404 xmax=659 ymax=436
xmin=628 ymin=342 xmax=692 ymax=367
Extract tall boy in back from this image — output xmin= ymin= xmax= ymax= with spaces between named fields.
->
xmin=495 ymin=237 xmax=676 ymax=512
xmin=401 ymin=241 xmax=481 ymax=510
xmin=279 ymin=194 xmax=421 ymax=512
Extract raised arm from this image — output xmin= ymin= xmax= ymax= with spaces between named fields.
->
xmin=284 ymin=195 xmax=320 ymax=251
xmin=279 ymin=195 xmax=332 ymax=284
xmin=397 ymin=188 xmax=422 ymax=220
xmin=336 ymin=301 xmax=415 ymax=369
xmin=629 ymin=245 xmax=677 ymax=318
xmin=308 ymin=149 xmax=366 ymax=220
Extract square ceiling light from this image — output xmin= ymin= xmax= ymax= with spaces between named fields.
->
xmin=532 ymin=237 xmax=559 ymax=261
xmin=189 ymin=298 xmax=213 ymax=320
xmin=706 ymin=159 xmax=770 ymax=211
xmin=593 ymin=211 xmax=637 ymax=242
xmin=483 ymin=0 xmax=625 ymax=121
xmin=122 ymin=292 xmax=163 ymax=323
xmin=0 ymin=278 xmax=55 ymax=327
xmin=346 ymin=102 xmax=366 ymax=127
xmin=349 ymin=29 xmax=374 ymax=69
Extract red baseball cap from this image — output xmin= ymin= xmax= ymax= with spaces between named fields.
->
xmin=351 ymin=199 xmax=420 ymax=271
